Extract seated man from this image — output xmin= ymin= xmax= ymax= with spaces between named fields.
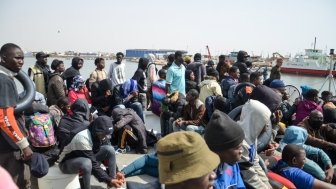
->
xmin=273 ymin=144 xmax=336 ymax=189
xmin=221 ymin=66 xmax=239 ymax=98
xmin=173 ymin=89 xmax=206 ymax=134
xmin=157 ymin=131 xmax=220 ymax=189
xmin=204 ymin=110 xmax=246 ymax=189
xmin=111 ymin=79 xmax=144 ymax=122
xmin=299 ymin=110 xmax=336 ymax=164
xmin=160 ymin=92 xmax=186 ymax=137
xmin=111 ymin=107 xmax=148 ymax=154
xmin=57 ymin=100 xmax=124 ymax=188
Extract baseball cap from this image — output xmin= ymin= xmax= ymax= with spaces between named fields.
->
xmin=91 ymin=115 xmax=114 ymax=135
xmin=157 ymin=131 xmax=220 ymax=185
xmin=36 ymin=52 xmax=50 ymax=59
xmin=270 ymin=79 xmax=286 ymax=89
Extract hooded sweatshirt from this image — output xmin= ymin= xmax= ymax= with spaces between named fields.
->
xmin=111 ymin=108 xmax=147 ymax=150
xmin=238 ymin=100 xmax=272 ymax=188
xmin=294 ymin=99 xmax=322 ymax=125
xmin=198 ymin=76 xmax=222 ymax=103
xmin=57 ymin=100 xmax=113 ymax=183
xmin=62 ymin=57 xmax=82 ymax=90
xmin=279 ymin=126 xmax=331 ymax=180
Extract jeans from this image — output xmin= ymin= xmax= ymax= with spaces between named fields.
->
xmin=59 ymin=145 xmax=116 ymax=189
xmin=121 ymin=153 xmax=158 ymax=177
xmin=172 ymin=121 xmax=205 ymax=134
xmin=125 ymin=102 xmax=144 ymax=123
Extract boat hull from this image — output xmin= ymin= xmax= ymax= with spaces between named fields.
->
xmin=281 ymin=67 xmax=336 ymax=77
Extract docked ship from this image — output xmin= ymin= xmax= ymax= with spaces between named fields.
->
xmin=276 ymin=48 xmax=335 ymax=77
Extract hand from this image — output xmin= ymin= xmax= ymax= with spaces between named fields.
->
xmin=325 ymin=167 xmax=334 ymax=183
xmin=105 ymin=90 xmax=112 ymax=97
xmin=22 ymin=146 xmax=33 ymax=161
xmin=265 ymin=144 xmax=275 ymax=156
xmin=274 ymin=110 xmax=283 ymax=123
xmin=108 ymin=179 xmax=123 ymax=188
xmin=116 ymin=172 xmax=125 ymax=183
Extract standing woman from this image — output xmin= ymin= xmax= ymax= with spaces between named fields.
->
xmin=68 ymin=75 xmax=92 ymax=104
xmin=47 ymin=59 xmax=66 ymax=106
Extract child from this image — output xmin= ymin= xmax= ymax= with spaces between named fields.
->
xmin=274 ymin=144 xmax=336 ymax=189
xmin=204 ymin=110 xmax=246 ymax=188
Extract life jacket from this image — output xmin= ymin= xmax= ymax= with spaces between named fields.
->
xmin=30 ymin=65 xmax=46 ymax=96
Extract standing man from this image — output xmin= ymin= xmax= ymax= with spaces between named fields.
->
xmin=232 ymin=50 xmax=250 ymax=74
xmin=47 ymin=59 xmax=66 ymax=106
xmin=186 ymin=53 xmax=206 ymax=85
xmin=88 ymin=57 xmax=107 ymax=88
xmin=28 ymin=51 xmax=50 ymax=97
xmin=270 ymin=58 xmax=283 ymax=80
xmin=62 ymin=57 xmax=84 ymax=90
xmin=108 ymin=52 xmax=126 ymax=90
xmin=0 ymin=43 xmax=33 ymax=188
xmin=166 ymin=51 xmax=186 ymax=96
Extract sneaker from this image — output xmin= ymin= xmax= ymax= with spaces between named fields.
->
xmin=115 ymin=148 xmax=127 ymax=154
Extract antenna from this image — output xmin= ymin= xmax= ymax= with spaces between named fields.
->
xmin=313 ymin=37 xmax=316 ymax=50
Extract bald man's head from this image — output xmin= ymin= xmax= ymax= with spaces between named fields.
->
xmin=308 ymin=110 xmax=323 ymax=130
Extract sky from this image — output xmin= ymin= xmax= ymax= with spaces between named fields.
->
xmin=0 ymin=0 xmax=335 ymax=56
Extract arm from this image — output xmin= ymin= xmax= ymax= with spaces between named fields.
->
xmin=114 ymin=114 xmax=134 ymax=130
xmin=88 ymin=71 xmax=97 ymax=87
xmin=51 ymin=80 xmax=66 ymax=100
xmin=312 ymin=179 xmax=336 ymax=189
xmin=305 ymin=134 xmax=336 ymax=150
xmin=213 ymin=83 xmax=223 ymax=96
xmin=165 ymin=69 xmax=173 ymax=93
xmin=0 ymin=107 xmax=32 ymax=160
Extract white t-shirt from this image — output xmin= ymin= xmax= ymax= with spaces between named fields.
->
xmin=108 ymin=62 xmax=126 ymax=89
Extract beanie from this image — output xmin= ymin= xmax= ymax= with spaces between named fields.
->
xmin=204 ymin=110 xmax=245 ymax=152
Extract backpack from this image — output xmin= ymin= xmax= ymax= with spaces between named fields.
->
xmin=27 ymin=113 xmax=56 ymax=148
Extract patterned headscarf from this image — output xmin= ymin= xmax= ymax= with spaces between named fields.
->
xmin=71 ymin=75 xmax=85 ymax=91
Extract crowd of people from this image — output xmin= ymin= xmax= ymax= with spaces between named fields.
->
xmin=1 ymin=42 xmax=336 ymax=189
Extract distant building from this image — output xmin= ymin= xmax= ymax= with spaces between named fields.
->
xmin=126 ymin=49 xmax=187 ymax=58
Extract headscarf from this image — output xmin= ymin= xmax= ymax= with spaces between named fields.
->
xmin=121 ymin=79 xmax=138 ymax=98
xmin=71 ymin=75 xmax=85 ymax=91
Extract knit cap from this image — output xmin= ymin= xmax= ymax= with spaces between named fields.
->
xmin=204 ymin=110 xmax=245 ymax=152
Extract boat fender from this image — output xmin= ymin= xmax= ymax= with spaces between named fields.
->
xmin=228 ymin=105 xmax=272 ymax=153
xmin=15 ymin=70 xmax=35 ymax=113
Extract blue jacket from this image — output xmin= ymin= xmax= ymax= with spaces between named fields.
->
xmin=214 ymin=162 xmax=246 ymax=189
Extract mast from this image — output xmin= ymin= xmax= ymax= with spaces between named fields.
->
xmin=206 ymin=45 xmax=212 ymax=60
xmin=313 ymin=37 xmax=316 ymax=50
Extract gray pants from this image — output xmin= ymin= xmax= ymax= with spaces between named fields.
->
xmin=59 ymin=145 xmax=116 ymax=189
